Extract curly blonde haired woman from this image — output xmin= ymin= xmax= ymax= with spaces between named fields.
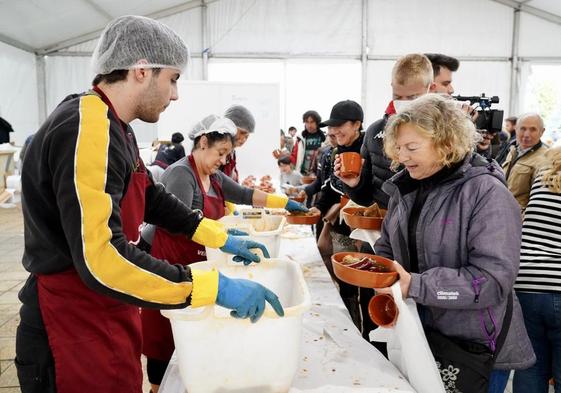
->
xmin=373 ymin=94 xmax=535 ymax=393
xmin=513 ymin=146 xmax=561 ymax=393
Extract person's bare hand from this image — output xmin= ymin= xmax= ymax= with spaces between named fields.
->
xmin=373 ymin=261 xmax=411 ymax=300
xmin=333 ymin=154 xmax=362 ymax=188
xmin=459 ymin=102 xmax=479 ymax=123
xmin=308 ymin=206 xmax=321 ymax=215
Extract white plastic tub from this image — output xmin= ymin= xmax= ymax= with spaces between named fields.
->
xmin=206 ymin=213 xmax=286 ymax=261
xmin=161 ymin=258 xmax=311 ymax=393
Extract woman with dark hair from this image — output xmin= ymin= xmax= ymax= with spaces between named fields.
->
xmin=148 ymin=131 xmax=186 ymax=182
xmin=140 ymin=114 xmax=307 ymax=392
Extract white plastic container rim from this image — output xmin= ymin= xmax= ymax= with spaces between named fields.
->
xmin=161 ymin=258 xmax=311 ymax=321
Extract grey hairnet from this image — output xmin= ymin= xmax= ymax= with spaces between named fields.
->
xmin=189 ymin=115 xmax=237 ymax=140
xmin=224 ymin=105 xmax=256 ymax=133
xmin=91 ymin=15 xmax=189 ymax=75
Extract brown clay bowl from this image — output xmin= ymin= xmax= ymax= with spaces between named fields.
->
xmin=368 ymin=294 xmax=398 ymax=327
xmin=301 ymin=175 xmax=316 ymax=185
xmin=340 ymin=152 xmax=361 ymax=179
xmin=286 ymin=212 xmax=320 ymax=225
xmin=342 ymin=207 xmax=386 ymax=230
xmin=331 ymin=252 xmax=398 ymax=288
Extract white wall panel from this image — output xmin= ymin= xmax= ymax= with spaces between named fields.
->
xmin=208 ymin=0 xmax=361 ymax=56
xmin=0 ymin=41 xmax=39 ymax=145
xmin=45 ymin=56 xmax=93 ymax=113
xmin=368 ymin=0 xmax=513 ymax=57
xmin=519 ymin=12 xmax=561 ymax=57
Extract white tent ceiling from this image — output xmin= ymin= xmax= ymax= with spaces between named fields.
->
xmin=3 ymin=0 xmax=561 ymax=146
xmin=1 ymin=0 xmax=560 ymax=55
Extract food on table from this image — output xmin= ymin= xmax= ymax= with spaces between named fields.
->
xmin=353 ymin=203 xmax=383 ymax=218
xmin=341 ymin=255 xmax=390 ymax=272
xmin=241 ymin=175 xmax=275 ymax=193
xmin=289 ymin=211 xmax=318 ymax=217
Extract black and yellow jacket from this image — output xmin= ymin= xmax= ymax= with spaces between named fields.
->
xmin=19 ymin=92 xmax=204 ymax=311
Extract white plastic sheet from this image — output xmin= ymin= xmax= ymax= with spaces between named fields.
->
xmin=369 ymin=283 xmax=446 ymax=393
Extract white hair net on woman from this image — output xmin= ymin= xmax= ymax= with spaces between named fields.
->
xmin=189 ymin=115 xmax=237 ymax=140
xmin=91 ymin=15 xmax=189 ymax=75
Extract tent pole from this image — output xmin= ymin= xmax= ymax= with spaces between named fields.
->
xmin=509 ymin=6 xmax=521 ymax=116
xmin=202 ymin=0 xmax=209 ymax=80
xmin=361 ymin=0 xmax=368 ymax=109
xmin=36 ymin=55 xmax=47 ymax=124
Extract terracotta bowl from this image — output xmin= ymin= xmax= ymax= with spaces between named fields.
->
xmin=289 ymin=195 xmax=306 ymax=203
xmin=301 ymin=175 xmax=316 ymax=185
xmin=342 ymin=207 xmax=386 ymax=230
xmin=331 ymin=252 xmax=398 ymax=288
xmin=340 ymin=152 xmax=361 ymax=179
xmin=368 ymin=294 xmax=398 ymax=327
xmin=286 ymin=212 xmax=320 ymax=225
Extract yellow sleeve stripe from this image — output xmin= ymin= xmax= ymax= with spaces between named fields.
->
xmin=265 ymin=193 xmax=288 ymax=209
xmin=190 ymin=269 xmax=219 ymax=307
xmin=75 ymin=95 xmax=191 ymax=305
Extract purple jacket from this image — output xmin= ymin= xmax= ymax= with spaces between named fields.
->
xmin=375 ymin=154 xmax=535 ymax=370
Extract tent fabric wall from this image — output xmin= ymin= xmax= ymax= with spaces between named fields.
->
xmin=0 ymin=41 xmax=38 ymax=145
xmin=519 ymin=12 xmax=561 ymax=58
xmin=6 ymin=0 xmax=561 ymax=145
xmin=368 ymin=0 xmax=513 ymax=57
xmin=207 ymin=0 xmax=362 ymax=56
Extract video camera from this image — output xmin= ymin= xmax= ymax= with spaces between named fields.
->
xmin=453 ymin=93 xmax=504 ymax=134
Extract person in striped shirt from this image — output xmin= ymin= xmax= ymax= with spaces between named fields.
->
xmin=513 ymin=146 xmax=561 ymax=393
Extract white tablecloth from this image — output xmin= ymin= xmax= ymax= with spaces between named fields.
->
xmin=160 ymin=225 xmax=416 ymax=393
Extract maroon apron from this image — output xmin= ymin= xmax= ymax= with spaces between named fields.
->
xmin=37 ymin=87 xmax=148 ymax=393
xmin=142 ymin=154 xmax=226 ymax=361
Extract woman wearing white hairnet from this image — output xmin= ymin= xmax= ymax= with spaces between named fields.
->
xmin=139 ymin=114 xmax=307 ymax=391
xmin=220 ymin=105 xmax=256 ymax=182
xmin=15 ymin=16 xmax=285 ymax=393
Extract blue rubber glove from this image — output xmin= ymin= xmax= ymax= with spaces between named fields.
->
xmin=220 ymin=235 xmax=270 ymax=265
xmin=226 ymin=228 xmax=249 ymax=236
xmin=216 ymin=273 xmax=284 ymax=323
xmin=285 ymin=199 xmax=309 ymax=213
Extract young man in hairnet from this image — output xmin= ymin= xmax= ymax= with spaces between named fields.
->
xmin=15 ymin=15 xmax=283 ymax=393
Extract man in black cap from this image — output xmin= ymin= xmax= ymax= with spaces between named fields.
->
xmin=308 ymin=100 xmax=365 ymax=329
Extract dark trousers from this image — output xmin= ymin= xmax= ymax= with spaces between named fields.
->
xmin=15 ymin=304 xmax=56 ymax=393
xmin=359 ymin=242 xmax=388 ymax=358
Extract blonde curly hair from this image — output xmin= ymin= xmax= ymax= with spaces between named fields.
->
xmin=542 ymin=147 xmax=561 ymax=193
xmin=384 ymin=94 xmax=479 ymax=171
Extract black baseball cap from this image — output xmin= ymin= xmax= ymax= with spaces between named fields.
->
xmin=319 ymin=100 xmax=364 ymax=128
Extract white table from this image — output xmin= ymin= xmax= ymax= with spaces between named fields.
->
xmin=160 ymin=226 xmax=416 ymax=393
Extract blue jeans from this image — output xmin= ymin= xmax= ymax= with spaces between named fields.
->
xmin=513 ymin=291 xmax=561 ymax=393
xmin=488 ymin=369 xmax=510 ymax=393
